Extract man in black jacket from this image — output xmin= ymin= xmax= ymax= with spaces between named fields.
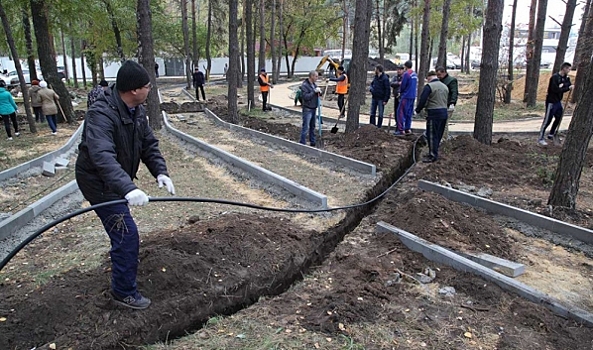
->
xmin=369 ymin=64 xmax=390 ymax=128
xmin=538 ymin=62 xmax=573 ymax=146
xmin=299 ymin=70 xmax=321 ymax=146
xmin=75 ymin=60 xmax=175 ymax=310
xmin=192 ymin=67 xmax=206 ymax=101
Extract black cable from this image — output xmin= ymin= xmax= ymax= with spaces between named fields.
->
xmin=0 ymin=138 xmax=419 ymax=272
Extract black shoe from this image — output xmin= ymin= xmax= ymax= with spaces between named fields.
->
xmin=310 ymin=143 xmax=316 ymax=147
xmin=422 ymin=156 xmax=436 ymax=163
xmin=111 ymin=292 xmax=151 ymax=310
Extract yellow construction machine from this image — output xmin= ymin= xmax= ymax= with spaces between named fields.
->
xmin=315 ymin=55 xmax=351 ymax=78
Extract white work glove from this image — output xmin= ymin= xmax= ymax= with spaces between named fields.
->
xmin=125 ymin=189 xmax=149 ymax=206
xmin=448 ymin=104 xmax=455 ymax=112
xmin=157 ymin=174 xmax=175 ymax=195
xmin=314 ymin=87 xmax=322 ymax=94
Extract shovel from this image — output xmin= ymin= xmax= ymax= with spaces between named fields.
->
xmin=331 ymin=98 xmax=348 ymax=134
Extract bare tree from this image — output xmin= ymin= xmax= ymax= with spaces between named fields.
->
xmin=181 ymin=0 xmax=192 ymax=88
xmin=504 ymin=0 xmax=518 ymax=104
xmin=525 ymin=0 xmax=550 ymax=107
xmin=417 ymin=0 xmax=431 ymax=99
xmin=192 ymin=0 xmax=198 ymax=68
xmin=473 ymin=0 xmax=504 ymax=144
xmin=552 ymin=0 xmax=577 ymax=73
xmin=436 ymin=0 xmax=451 ymax=68
xmin=346 ymin=0 xmax=373 ymax=133
xmin=258 ymin=0 xmax=266 ymax=71
xmin=376 ymin=0 xmax=383 ymax=64
xmin=277 ymin=0 xmax=284 ymax=79
xmin=571 ymin=2 xmax=593 ymax=103
xmin=0 ymin=1 xmax=36 ymax=133
xmin=246 ymin=0 xmax=255 ymax=107
xmin=137 ymin=0 xmax=161 ymax=129
xmin=523 ymin=0 xmax=537 ymax=101
xmin=548 ymin=56 xmax=593 ymax=208
xmin=228 ymin=0 xmax=239 ymax=124
xmin=206 ymin=0 xmax=213 ymax=81
xmin=270 ymin=0 xmax=277 ymax=83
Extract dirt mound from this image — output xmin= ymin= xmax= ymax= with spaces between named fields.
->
xmin=512 ymin=71 xmax=576 ymax=102
xmin=368 ymin=57 xmax=398 ymax=71
xmin=0 ymin=214 xmax=316 ymax=349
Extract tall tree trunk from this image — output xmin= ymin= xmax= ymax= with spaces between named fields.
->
xmin=98 ymin=56 xmax=105 ymax=79
xmin=552 ymin=0 xmax=577 ymax=73
xmin=523 ymin=0 xmax=538 ymax=101
xmin=205 ymin=0 xmax=212 ymax=81
xmin=345 ymin=0 xmax=373 ymax=133
xmin=417 ymin=0 xmax=431 ymax=99
xmin=409 ymin=19 xmax=413 ymax=59
xmin=571 ymin=1 xmax=593 ymax=103
xmin=246 ymin=0 xmax=255 ymax=106
xmin=465 ymin=29 xmax=471 ymax=73
xmin=525 ymin=0 xmax=548 ymax=107
xmin=437 ymin=0 xmax=451 ymax=68
xmin=70 ymin=33 xmax=78 ymax=88
xmin=241 ymin=1 xmax=245 ymax=81
xmin=60 ymin=29 xmax=68 ymax=81
xmin=270 ymin=0 xmax=277 ymax=83
xmin=504 ymin=0 xmax=518 ymax=104
xmin=1 ymin=2 xmax=36 ymax=133
xmin=376 ymin=0 xmax=383 ymax=63
xmin=460 ymin=35 xmax=466 ymax=71
xmin=191 ymin=0 xmax=198 ymax=68
xmin=414 ymin=0 xmax=419 ymax=70
xmin=548 ymin=56 xmax=593 ymax=208
xmin=473 ymin=0 xmax=504 ymax=144
xmin=81 ymin=40 xmax=87 ymax=86
xmin=258 ymin=0 xmax=266 ymax=71
xmin=22 ymin=6 xmax=38 ymax=82
xmin=228 ymin=0 xmax=239 ymax=123
xmin=136 ymin=0 xmax=161 ymax=129
xmin=277 ymin=0 xmax=284 ymax=77
xmin=181 ymin=0 xmax=192 ymax=88
xmin=30 ymin=0 xmax=74 ymax=124
xmin=342 ymin=0 xmax=348 ymax=60
xmin=103 ymin=0 xmax=125 ymax=62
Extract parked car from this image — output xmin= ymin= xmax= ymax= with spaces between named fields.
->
xmin=8 ymin=69 xmax=44 ymax=87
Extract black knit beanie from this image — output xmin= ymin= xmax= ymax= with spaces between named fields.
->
xmin=116 ymin=60 xmax=150 ymax=92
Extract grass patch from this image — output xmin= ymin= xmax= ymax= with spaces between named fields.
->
xmin=452 ymin=101 xmax=545 ymax=122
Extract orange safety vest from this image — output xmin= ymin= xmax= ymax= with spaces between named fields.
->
xmin=259 ymin=73 xmax=269 ymax=92
xmin=336 ymin=73 xmax=348 ymax=94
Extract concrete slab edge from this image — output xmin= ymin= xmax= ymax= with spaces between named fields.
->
xmin=0 ymin=122 xmax=84 ymax=182
xmin=417 ymin=180 xmax=593 ymax=245
xmin=0 ymin=208 xmax=35 ymax=240
xmin=203 ymin=108 xmax=376 ymax=176
xmin=376 ymin=221 xmax=593 ymax=327
xmin=162 ymin=111 xmax=328 ymax=209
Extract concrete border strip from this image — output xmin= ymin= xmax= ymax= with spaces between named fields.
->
xmin=0 ymin=180 xmax=79 ymax=240
xmin=376 ymin=221 xmax=593 ymax=327
xmin=162 ymin=111 xmax=328 ymax=209
xmin=202 ymin=108 xmax=376 ymax=176
xmin=417 ymin=180 xmax=593 ymax=245
xmin=0 ymin=123 xmax=84 ymax=182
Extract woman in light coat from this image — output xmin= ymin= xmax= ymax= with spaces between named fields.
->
xmin=37 ymin=81 xmax=60 ymax=134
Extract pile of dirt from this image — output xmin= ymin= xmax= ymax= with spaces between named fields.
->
xmin=512 ymin=71 xmax=576 ymax=102
xmin=0 ymin=214 xmax=317 ymax=348
xmin=368 ymin=57 xmax=398 ymax=71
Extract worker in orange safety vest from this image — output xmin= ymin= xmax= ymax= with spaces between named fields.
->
xmin=258 ymin=68 xmax=274 ymax=111
xmin=329 ymin=66 xmax=348 ymax=117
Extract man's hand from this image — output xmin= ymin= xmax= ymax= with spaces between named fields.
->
xmin=559 ymin=83 xmax=564 ymax=88
xmin=383 ymin=101 xmax=387 ymax=106
xmin=569 ymin=85 xmax=574 ymax=90
xmin=157 ymin=174 xmax=175 ymax=195
xmin=314 ymin=87 xmax=322 ymax=94
xmin=125 ymin=189 xmax=149 ymax=206
xmin=448 ymin=104 xmax=455 ymax=112
xmin=269 ymin=84 xmax=274 ymax=88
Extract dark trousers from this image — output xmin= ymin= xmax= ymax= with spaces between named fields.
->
xmin=94 ymin=203 xmax=140 ymax=299
xmin=539 ymin=101 xmax=563 ymax=140
xmin=337 ymin=94 xmax=345 ymax=115
xmin=262 ymin=91 xmax=269 ymax=110
xmin=2 ymin=112 xmax=18 ymax=138
xmin=195 ymin=85 xmax=206 ymax=101
xmin=46 ymin=115 xmax=57 ymax=133
xmin=33 ymin=106 xmax=44 ymax=123
xmin=426 ymin=118 xmax=447 ymax=160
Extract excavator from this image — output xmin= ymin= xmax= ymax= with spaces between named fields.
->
xmin=315 ymin=55 xmax=351 ymax=78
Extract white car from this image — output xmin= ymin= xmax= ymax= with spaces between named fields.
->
xmin=8 ymin=69 xmax=44 ymax=87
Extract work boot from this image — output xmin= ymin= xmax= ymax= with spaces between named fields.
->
xmin=111 ymin=292 xmax=151 ymax=310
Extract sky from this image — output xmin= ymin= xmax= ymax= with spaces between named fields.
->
xmin=503 ymin=0 xmax=586 ymax=30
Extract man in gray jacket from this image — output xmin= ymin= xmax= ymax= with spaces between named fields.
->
xmin=415 ymin=71 xmax=449 ymax=163
xmin=299 ymin=70 xmax=321 ymax=146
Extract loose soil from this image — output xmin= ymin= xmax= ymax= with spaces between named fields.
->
xmin=513 ymin=71 xmax=577 ymax=103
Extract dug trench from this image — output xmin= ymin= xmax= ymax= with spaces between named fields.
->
xmin=0 ymin=125 xmax=416 ymax=348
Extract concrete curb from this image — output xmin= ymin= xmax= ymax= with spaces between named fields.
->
xmin=202 ymin=108 xmax=376 ymax=176
xmin=0 ymin=180 xmax=79 ymax=240
xmin=418 ymin=180 xmax=593 ymax=245
xmin=376 ymin=221 xmax=593 ymax=327
xmin=0 ymin=123 xmax=84 ymax=182
xmin=162 ymin=111 xmax=328 ymax=209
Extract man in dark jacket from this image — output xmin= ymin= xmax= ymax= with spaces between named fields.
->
xmin=75 ymin=60 xmax=175 ymax=310
xmin=390 ymin=65 xmax=404 ymax=130
xmin=192 ymin=67 xmax=206 ymax=101
xmin=299 ymin=70 xmax=321 ymax=146
xmin=538 ymin=62 xmax=573 ymax=145
xmin=436 ymin=67 xmax=458 ymax=140
xmin=415 ymin=70 xmax=449 ymax=163
xmin=369 ymin=64 xmax=390 ymax=128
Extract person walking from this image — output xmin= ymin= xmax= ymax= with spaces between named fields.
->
xmin=75 ymin=60 xmax=175 ymax=310
xmin=538 ymin=62 xmax=573 ymax=146
xmin=299 ymin=70 xmax=322 ymax=147
xmin=415 ymin=71 xmax=449 ymax=163
xmin=258 ymin=68 xmax=274 ymax=111
xmin=154 ymin=62 xmax=159 ymax=78
xmin=389 ymin=64 xmax=404 ymax=130
xmin=38 ymin=81 xmax=59 ymax=135
xmin=369 ymin=64 xmax=390 ymax=128
xmin=0 ymin=80 xmax=20 ymax=140
xmin=29 ymin=80 xmax=44 ymax=123
xmin=329 ymin=66 xmax=348 ymax=117
xmin=396 ymin=60 xmax=418 ymax=135
xmin=436 ymin=67 xmax=458 ymax=140
xmin=192 ymin=67 xmax=206 ymax=101
xmin=87 ymin=79 xmax=109 ymax=108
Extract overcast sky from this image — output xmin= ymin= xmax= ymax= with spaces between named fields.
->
xmin=503 ymin=0 xmax=586 ymax=30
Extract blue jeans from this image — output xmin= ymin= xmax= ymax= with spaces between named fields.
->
xmin=369 ymin=99 xmax=385 ymax=128
xmin=299 ymin=107 xmax=316 ymax=145
xmin=94 ymin=203 xmax=140 ymax=299
xmin=46 ymin=114 xmax=57 ymax=133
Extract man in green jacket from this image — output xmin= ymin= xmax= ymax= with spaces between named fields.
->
xmin=436 ymin=67 xmax=458 ymax=140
